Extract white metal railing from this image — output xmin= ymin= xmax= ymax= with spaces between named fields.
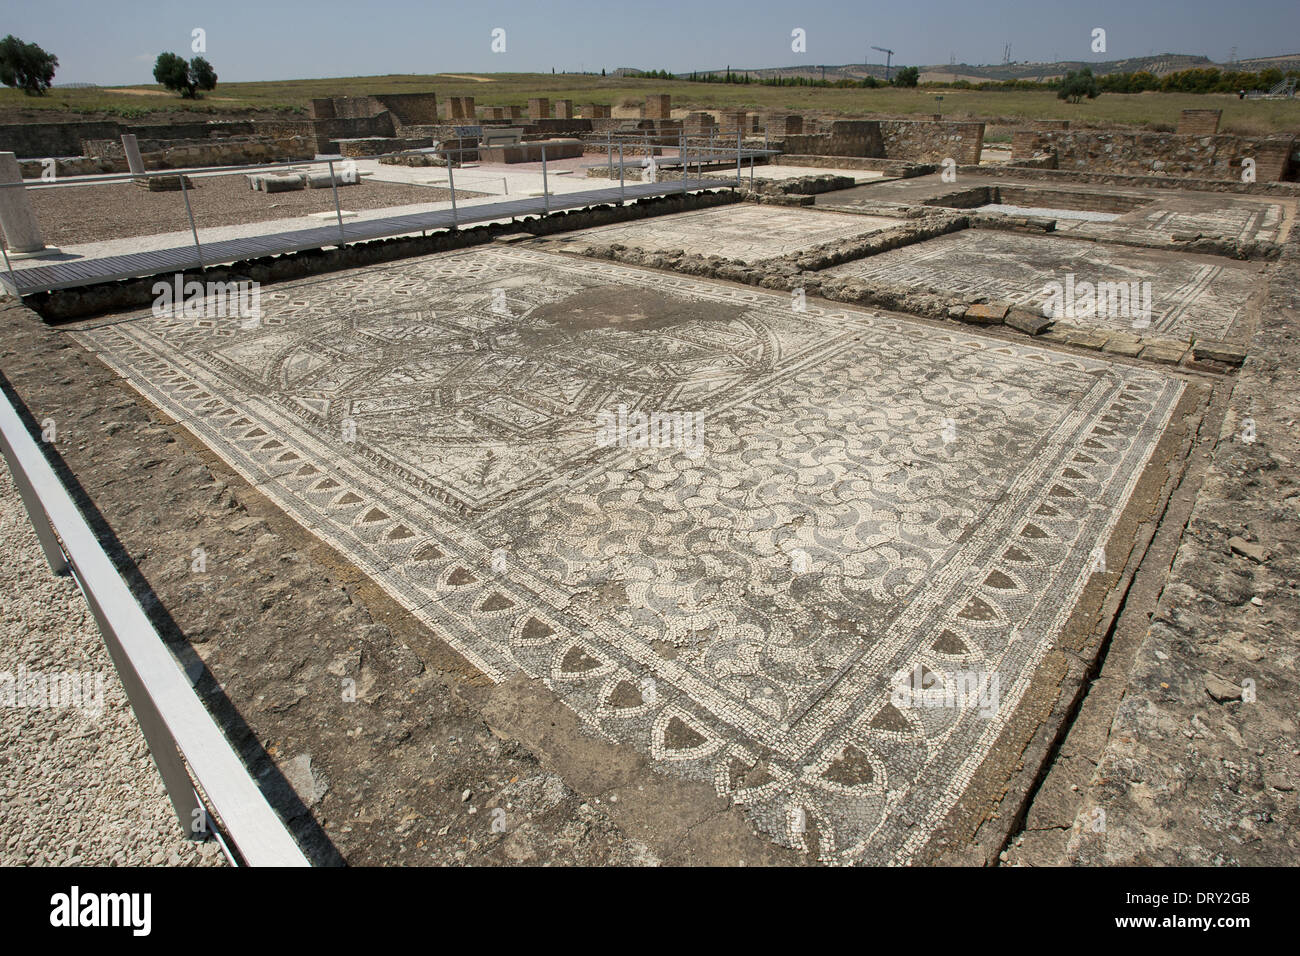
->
xmin=0 ymin=386 xmax=309 ymax=866
xmin=0 ymin=133 xmax=780 ymax=295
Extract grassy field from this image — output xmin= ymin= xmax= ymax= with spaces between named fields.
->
xmin=3 ymin=72 xmax=1298 ymax=134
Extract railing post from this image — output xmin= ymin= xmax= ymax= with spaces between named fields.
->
xmin=327 ymin=159 xmax=345 ymax=246
xmin=607 ymin=131 xmax=613 ymax=178
xmin=619 ymin=143 xmax=625 ymax=202
xmin=681 ymin=129 xmax=688 ymax=195
xmin=447 ymin=151 xmax=458 ymax=227
xmin=84 ymin=588 xmax=207 ymax=839
xmin=541 ymin=143 xmax=550 ymax=216
xmin=736 ymin=129 xmax=742 ymax=185
xmin=0 ymin=237 xmax=18 ymax=298
xmin=178 ymin=174 xmax=203 ymax=269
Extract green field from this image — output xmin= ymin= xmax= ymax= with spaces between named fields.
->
xmin=3 ymin=72 xmax=1298 ymax=134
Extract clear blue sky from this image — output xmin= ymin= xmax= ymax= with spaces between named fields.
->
xmin=10 ymin=0 xmax=1299 ymax=86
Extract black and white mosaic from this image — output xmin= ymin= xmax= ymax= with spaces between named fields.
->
xmin=822 ymin=229 xmax=1260 ymax=339
xmin=73 ymin=246 xmax=1184 ymax=863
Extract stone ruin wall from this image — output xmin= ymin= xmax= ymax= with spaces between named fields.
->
xmin=1011 ymin=128 xmax=1298 ymax=181
xmin=781 ymin=119 xmax=984 ymax=164
xmin=75 ymin=133 xmax=316 ymax=171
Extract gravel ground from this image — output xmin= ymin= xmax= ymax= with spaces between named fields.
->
xmin=16 ymin=175 xmax=488 ymax=247
xmin=0 ymin=460 xmax=225 ymax=866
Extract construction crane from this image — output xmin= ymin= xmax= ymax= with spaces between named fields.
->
xmin=872 ymin=45 xmax=895 ymax=81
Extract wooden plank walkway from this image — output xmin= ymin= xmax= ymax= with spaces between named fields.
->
xmin=1 ymin=177 xmax=727 ymax=297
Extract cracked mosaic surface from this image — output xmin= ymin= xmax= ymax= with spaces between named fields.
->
xmin=73 ymin=246 xmax=1183 ymax=863
xmin=822 ymin=229 xmax=1261 ymax=339
xmin=1058 ymin=195 xmax=1290 ymax=245
xmin=545 ymin=203 xmax=899 ymax=261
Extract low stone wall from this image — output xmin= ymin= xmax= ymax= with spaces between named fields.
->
xmin=1011 ymin=129 xmax=1297 ymax=182
xmin=531 ymin=119 xmax=594 ymax=136
xmin=975 ymin=160 xmax=1300 ymax=196
xmin=1 ymin=114 xmax=399 ymax=161
xmin=776 ymin=155 xmax=934 ymax=177
xmin=784 ymin=121 xmax=883 ymax=158
xmin=581 ymin=141 xmax=667 ymax=157
xmin=0 ymin=120 xmax=124 ymax=158
xmin=782 ymin=119 xmax=984 ymax=164
xmin=74 ymin=134 xmax=316 ymax=171
xmin=924 ymin=183 xmax=1150 ymax=214
xmin=332 ymin=136 xmax=432 ymax=157
xmin=477 ymin=139 xmax=582 ymax=163
xmin=17 ymin=155 xmax=118 ymax=177
xmin=879 ymin=120 xmax=984 ymax=165
xmin=580 ymin=209 xmax=967 ymax=287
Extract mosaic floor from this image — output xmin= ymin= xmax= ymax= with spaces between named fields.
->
xmin=1057 ymin=195 xmax=1291 ymax=246
xmin=821 ymin=230 xmax=1261 ymax=339
xmin=73 ymin=247 xmax=1183 ymax=864
xmin=545 ymin=204 xmax=899 ymax=261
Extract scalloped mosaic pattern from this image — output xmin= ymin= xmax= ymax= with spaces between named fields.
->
xmin=73 ymin=246 xmax=1183 ymax=864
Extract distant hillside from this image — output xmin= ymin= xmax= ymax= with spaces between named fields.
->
xmin=685 ymin=53 xmax=1298 ymax=84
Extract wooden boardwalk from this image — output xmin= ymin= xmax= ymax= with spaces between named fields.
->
xmin=1 ymin=177 xmax=726 ymax=297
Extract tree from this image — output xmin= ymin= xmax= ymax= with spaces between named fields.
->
xmin=153 ymin=51 xmax=217 ymax=98
xmin=190 ymin=56 xmax=217 ymax=94
xmin=0 ymin=35 xmax=58 ymax=95
xmin=892 ymin=66 xmax=919 ymax=88
xmin=1057 ymin=66 xmax=1099 ymax=103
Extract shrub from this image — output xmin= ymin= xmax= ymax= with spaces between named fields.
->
xmin=153 ymin=52 xmax=218 ymax=98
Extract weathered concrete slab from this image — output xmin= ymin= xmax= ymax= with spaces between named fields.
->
xmin=821 ymin=230 xmax=1263 ymax=340
xmin=69 ymin=247 xmax=1186 ymax=864
xmin=547 ymin=204 xmax=899 ymax=262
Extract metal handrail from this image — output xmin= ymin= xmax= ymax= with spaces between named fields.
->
xmin=0 ymin=135 xmax=748 ymax=294
xmin=0 ymin=388 xmax=309 ymax=867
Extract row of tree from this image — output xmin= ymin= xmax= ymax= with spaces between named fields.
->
xmin=0 ymin=35 xmax=217 ymax=97
xmin=939 ymin=65 xmax=1298 ymax=96
xmin=679 ymin=65 xmax=920 ymax=88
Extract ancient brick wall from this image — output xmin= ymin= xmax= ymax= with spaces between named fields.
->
xmin=763 ymin=113 xmax=804 ymax=137
xmin=375 ymin=92 xmax=439 ymax=126
xmin=446 ymin=96 xmax=476 ymax=120
xmin=643 ymin=94 xmax=672 ymax=119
